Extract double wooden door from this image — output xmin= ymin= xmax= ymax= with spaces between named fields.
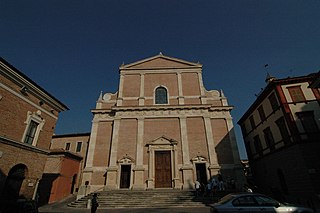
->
xmin=155 ymin=151 xmax=172 ymax=188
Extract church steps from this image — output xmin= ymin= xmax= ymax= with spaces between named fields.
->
xmin=68 ymin=190 xmax=230 ymax=208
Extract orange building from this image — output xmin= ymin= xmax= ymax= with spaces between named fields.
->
xmin=78 ymin=54 xmax=244 ymax=197
xmin=38 ymin=149 xmax=82 ymax=205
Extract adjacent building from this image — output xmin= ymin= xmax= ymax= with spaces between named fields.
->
xmin=48 ymin=133 xmax=90 ymax=194
xmin=238 ymin=73 xmax=320 ymax=208
xmin=78 ymin=54 xmax=244 ymax=197
xmin=38 ymin=149 xmax=82 ymax=205
xmin=0 ymin=58 xmax=68 ymax=202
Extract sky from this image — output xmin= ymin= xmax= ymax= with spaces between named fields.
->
xmin=1 ymin=0 xmax=320 ymax=159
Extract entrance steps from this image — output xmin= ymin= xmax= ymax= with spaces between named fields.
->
xmin=68 ymin=190 xmax=230 ymax=208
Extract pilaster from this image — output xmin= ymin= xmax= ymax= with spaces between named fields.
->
xmin=177 ymin=72 xmax=184 ymax=104
xmin=139 ymin=74 xmax=145 ymax=106
xmin=105 ymin=119 xmax=121 ymax=189
xmin=133 ymin=118 xmax=145 ymax=189
xmin=198 ymin=72 xmax=207 ymax=104
xmin=203 ymin=116 xmax=220 ymax=174
xmin=117 ymin=74 xmax=124 ymax=106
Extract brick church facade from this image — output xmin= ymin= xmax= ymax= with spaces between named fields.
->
xmin=79 ymin=54 xmax=243 ymax=196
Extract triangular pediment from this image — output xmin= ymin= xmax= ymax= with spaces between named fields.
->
xmin=146 ymin=135 xmax=178 ymax=146
xmin=121 ymin=53 xmax=202 ymax=70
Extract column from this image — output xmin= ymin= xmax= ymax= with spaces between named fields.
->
xmin=177 ymin=72 xmax=184 ymax=104
xmin=179 ymin=116 xmax=193 ymax=189
xmin=139 ymin=74 xmax=145 ymax=106
xmin=105 ymin=118 xmax=121 ymax=190
xmin=203 ymin=117 xmax=220 ymax=176
xmin=133 ymin=118 xmax=145 ymax=189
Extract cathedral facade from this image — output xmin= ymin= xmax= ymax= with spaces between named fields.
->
xmin=79 ymin=54 xmax=243 ymax=196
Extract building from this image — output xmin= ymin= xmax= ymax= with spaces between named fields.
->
xmin=0 ymin=58 xmax=68 ymax=204
xmin=38 ymin=149 xmax=82 ymax=205
xmin=48 ymin=133 xmax=90 ymax=195
xmin=78 ymin=54 xmax=244 ymax=197
xmin=238 ymin=73 xmax=320 ymax=208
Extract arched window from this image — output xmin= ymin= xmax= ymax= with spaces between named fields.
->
xmin=155 ymin=87 xmax=168 ymax=104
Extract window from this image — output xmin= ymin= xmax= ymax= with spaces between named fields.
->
xmin=253 ymin=135 xmax=263 ymax=156
xmin=263 ymin=127 xmax=275 ymax=151
xmin=258 ymin=105 xmax=266 ymax=121
xmin=65 ymin=143 xmax=70 ymax=151
xmin=268 ymin=93 xmax=279 ymax=111
xmin=255 ymin=195 xmax=279 ymax=207
xmin=288 ymin=86 xmax=306 ymax=102
xmin=76 ymin=142 xmax=82 ymax=152
xmin=232 ymin=196 xmax=257 ymax=206
xmin=249 ymin=115 xmax=255 ymax=130
xmin=24 ymin=120 xmax=39 ymax=145
xmin=296 ymin=111 xmax=319 ymax=140
xmin=22 ymin=111 xmax=45 ymax=146
xmin=276 ymin=117 xmax=291 ymax=144
xmin=155 ymin=87 xmax=168 ymax=104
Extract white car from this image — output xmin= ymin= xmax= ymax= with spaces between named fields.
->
xmin=210 ymin=193 xmax=314 ymax=213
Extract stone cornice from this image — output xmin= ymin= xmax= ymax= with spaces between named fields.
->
xmin=92 ymin=105 xmax=233 ymax=120
xmin=0 ymin=58 xmax=69 ymax=112
xmin=0 ymin=136 xmax=49 ymax=155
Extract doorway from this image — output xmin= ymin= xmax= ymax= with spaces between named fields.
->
xmin=120 ymin=165 xmax=131 ymax=189
xmin=195 ymin=163 xmax=207 ymax=186
xmin=155 ymin=151 xmax=172 ymax=188
xmin=3 ymin=164 xmax=27 ymax=199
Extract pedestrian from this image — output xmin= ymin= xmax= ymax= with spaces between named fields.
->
xmin=206 ymin=181 xmax=212 ymax=197
xmin=195 ymin=180 xmax=201 ymax=197
xmin=91 ymin=193 xmax=99 ymax=213
xmin=211 ymin=178 xmax=218 ymax=193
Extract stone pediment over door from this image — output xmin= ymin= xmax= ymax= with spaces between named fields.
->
xmin=146 ymin=135 xmax=178 ymax=147
xmin=121 ymin=54 xmax=202 ymax=70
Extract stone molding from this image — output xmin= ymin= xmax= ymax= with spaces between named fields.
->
xmin=92 ymin=105 xmax=233 ymax=121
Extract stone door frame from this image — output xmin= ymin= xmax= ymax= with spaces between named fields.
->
xmin=146 ymin=136 xmax=180 ymax=189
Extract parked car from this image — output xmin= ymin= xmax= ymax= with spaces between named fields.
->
xmin=210 ymin=193 xmax=314 ymax=213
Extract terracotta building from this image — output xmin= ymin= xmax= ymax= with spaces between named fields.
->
xmin=38 ymin=149 xmax=82 ymax=205
xmin=78 ymin=54 xmax=244 ymax=197
xmin=0 ymin=58 xmax=68 ymax=203
xmin=49 ymin=133 xmax=90 ymax=194
xmin=238 ymin=73 xmax=320 ymax=208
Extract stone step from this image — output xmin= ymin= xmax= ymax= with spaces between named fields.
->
xmin=68 ymin=190 xmax=230 ymax=208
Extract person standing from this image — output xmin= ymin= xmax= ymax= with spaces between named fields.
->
xmin=91 ymin=193 xmax=99 ymax=213
xmin=195 ymin=180 xmax=201 ymax=197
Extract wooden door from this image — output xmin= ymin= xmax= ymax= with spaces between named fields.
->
xmin=120 ymin=165 xmax=131 ymax=188
xmin=155 ymin=151 xmax=172 ymax=188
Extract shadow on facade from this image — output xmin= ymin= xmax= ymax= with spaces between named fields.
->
xmin=38 ymin=173 xmax=59 ymax=206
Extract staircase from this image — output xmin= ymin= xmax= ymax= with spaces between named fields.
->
xmin=68 ymin=190 xmax=230 ymax=208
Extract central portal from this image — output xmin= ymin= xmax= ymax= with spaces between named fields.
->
xmin=155 ymin=151 xmax=172 ymax=188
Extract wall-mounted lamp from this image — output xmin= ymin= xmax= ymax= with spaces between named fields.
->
xmin=20 ymin=86 xmax=29 ymax=95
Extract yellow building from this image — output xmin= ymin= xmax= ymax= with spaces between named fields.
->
xmin=79 ymin=54 xmax=244 ymax=197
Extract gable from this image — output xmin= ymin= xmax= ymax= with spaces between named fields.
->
xmin=121 ymin=54 xmax=202 ymax=70
xmin=146 ymin=135 xmax=178 ymax=146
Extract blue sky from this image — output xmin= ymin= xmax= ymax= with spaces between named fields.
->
xmin=1 ymin=0 xmax=320 ymax=159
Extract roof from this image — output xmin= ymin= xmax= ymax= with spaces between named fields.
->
xmin=52 ymin=132 xmax=91 ymax=138
xmin=238 ymin=73 xmax=316 ymax=124
xmin=120 ymin=53 xmax=202 ymax=70
xmin=48 ymin=148 xmax=83 ymax=161
xmin=0 ymin=57 xmax=69 ymax=112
